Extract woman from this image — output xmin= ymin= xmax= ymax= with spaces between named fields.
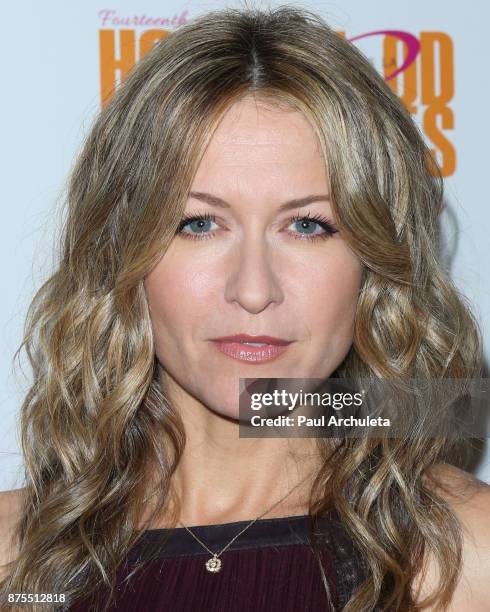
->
xmin=1 ymin=5 xmax=489 ymax=611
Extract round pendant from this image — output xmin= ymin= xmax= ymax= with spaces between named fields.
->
xmin=205 ymin=555 xmax=222 ymax=573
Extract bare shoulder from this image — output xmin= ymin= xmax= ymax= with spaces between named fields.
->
xmin=413 ymin=463 xmax=490 ymax=611
xmin=0 ymin=488 xmax=25 ymax=579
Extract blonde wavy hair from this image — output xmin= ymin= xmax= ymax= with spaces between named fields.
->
xmin=1 ymin=6 xmax=483 ymax=611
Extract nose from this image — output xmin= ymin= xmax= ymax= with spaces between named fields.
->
xmin=224 ymin=235 xmax=284 ymax=314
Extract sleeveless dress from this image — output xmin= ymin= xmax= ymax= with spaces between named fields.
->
xmin=68 ymin=508 xmax=368 ymax=611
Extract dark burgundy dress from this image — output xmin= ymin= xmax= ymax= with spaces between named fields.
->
xmin=69 ymin=509 xmax=368 ymax=611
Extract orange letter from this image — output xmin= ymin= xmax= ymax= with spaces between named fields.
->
xmin=99 ymin=29 xmax=136 ymax=108
xmin=423 ymin=106 xmax=456 ymax=177
xmin=420 ymin=32 xmax=455 ymax=176
xmin=420 ymin=32 xmax=454 ymax=106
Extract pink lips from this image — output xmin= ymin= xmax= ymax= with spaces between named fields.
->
xmin=210 ymin=334 xmax=293 ymax=364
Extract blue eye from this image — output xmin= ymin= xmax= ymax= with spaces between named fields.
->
xmin=177 ymin=213 xmax=219 ymax=238
xmin=287 ymin=213 xmax=338 ymax=240
xmin=290 ymin=218 xmax=323 ymax=235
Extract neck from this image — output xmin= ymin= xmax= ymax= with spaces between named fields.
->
xmin=147 ymin=368 xmax=324 ymax=529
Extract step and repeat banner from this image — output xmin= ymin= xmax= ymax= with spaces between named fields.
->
xmin=1 ymin=1 xmax=489 ymax=489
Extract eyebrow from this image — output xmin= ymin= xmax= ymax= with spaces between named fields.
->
xmin=188 ymin=191 xmax=331 ymax=212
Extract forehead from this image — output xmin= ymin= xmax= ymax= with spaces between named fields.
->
xmin=200 ymin=95 xmax=324 ymax=166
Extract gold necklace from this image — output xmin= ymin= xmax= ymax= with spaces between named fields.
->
xmin=177 ymin=475 xmax=311 ymax=573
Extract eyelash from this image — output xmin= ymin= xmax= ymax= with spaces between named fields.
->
xmin=176 ymin=211 xmax=338 ymax=242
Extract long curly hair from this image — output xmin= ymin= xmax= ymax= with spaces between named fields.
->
xmin=0 ymin=6 xmax=483 ymax=611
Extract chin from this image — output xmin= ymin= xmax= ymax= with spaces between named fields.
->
xmin=198 ymin=377 xmax=241 ymax=417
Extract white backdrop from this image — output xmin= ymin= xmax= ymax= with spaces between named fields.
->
xmin=1 ymin=0 xmax=489 ymax=491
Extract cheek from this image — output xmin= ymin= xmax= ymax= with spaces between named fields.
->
xmin=297 ymin=254 xmax=361 ymax=342
xmin=144 ymin=253 xmax=219 ymax=337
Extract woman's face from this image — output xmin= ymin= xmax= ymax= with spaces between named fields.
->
xmin=144 ymin=95 xmax=363 ymax=419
